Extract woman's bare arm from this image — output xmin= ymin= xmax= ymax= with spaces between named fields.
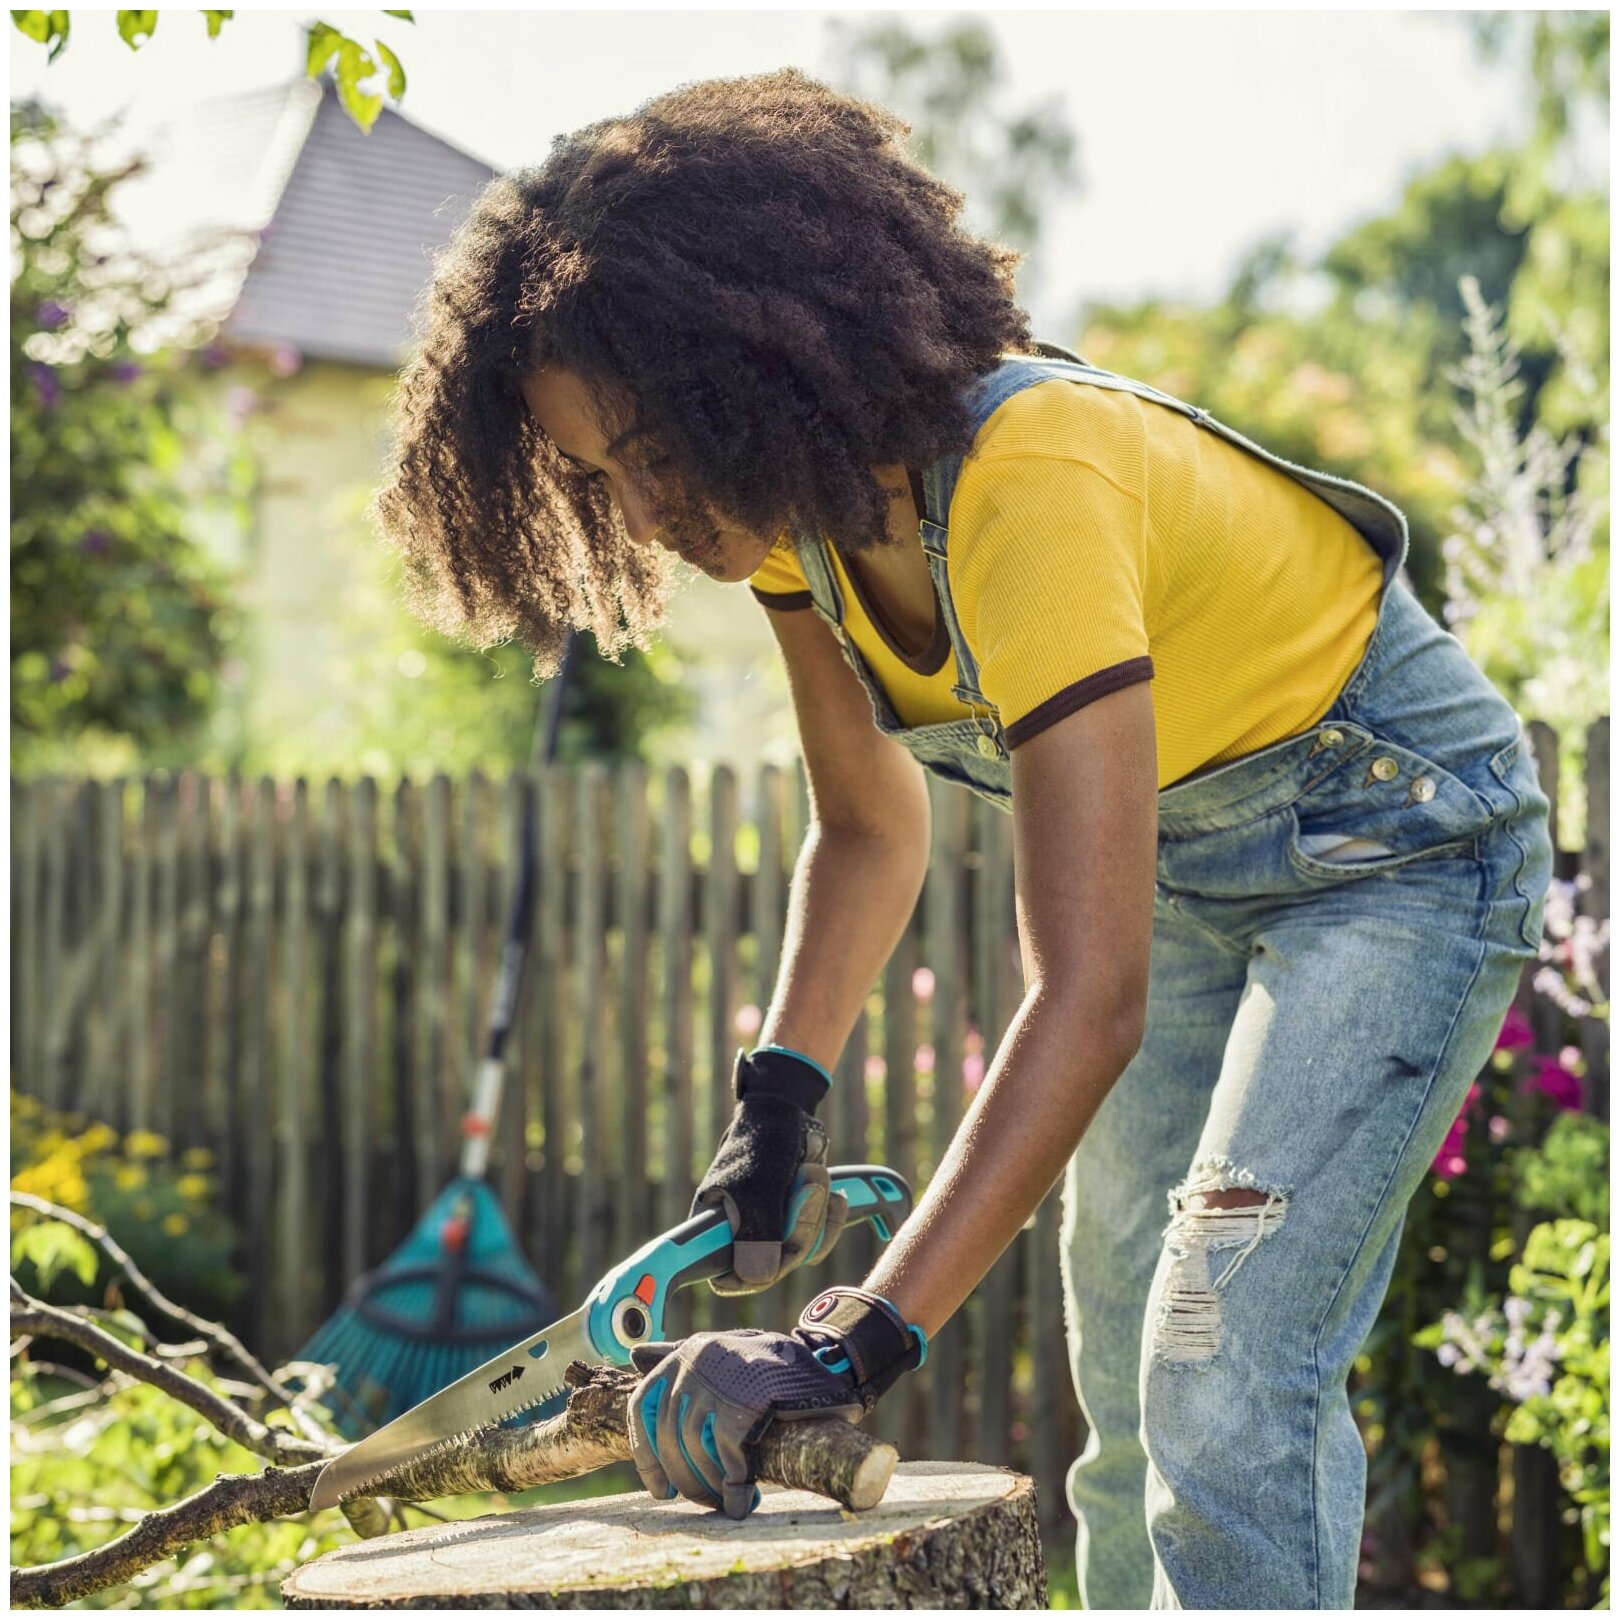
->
xmin=753 ymin=601 xmax=933 ymax=1071
xmin=863 ymin=681 xmax=1159 ymax=1335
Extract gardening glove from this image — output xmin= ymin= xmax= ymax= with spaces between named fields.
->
xmin=691 ymin=1045 xmax=850 ymax=1296
xmin=625 ymin=1286 xmax=928 ymax=1519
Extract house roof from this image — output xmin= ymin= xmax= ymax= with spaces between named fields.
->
xmin=119 ymin=78 xmax=496 ymax=370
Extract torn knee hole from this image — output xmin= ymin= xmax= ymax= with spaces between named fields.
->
xmin=1155 ymin=1173 xmax=1288 ymax=1367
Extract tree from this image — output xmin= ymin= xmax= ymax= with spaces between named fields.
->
xmin=10 ymin=10 xmax=417 ymax=132
xmin=826 ymin=17 xmax=1081 ymax=315
xmin=10 ymin=102 xmax=250 ymax=776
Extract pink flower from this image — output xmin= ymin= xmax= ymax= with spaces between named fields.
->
xmin=268 ymin=342 xmax=303 ymax=377
xmin=733 ymin=1003 xmax=762 ymax=1040
xmin=963 ymin=1053 xmax=986 ymax=1092
xmin=1495 ymin=1006 xmax=1534 ymax=1051
xmin=964 ymin=1023 xmax=984 ymax=1056
xmin=914 ymin=1043 xmax=935 ymax=1075
xmin=864 ymin=1054 xmax=886 ymax=1084
xmin=1521 ymin=1057 xmax=1583 ymax=1113
xmin=1488 ymin=1115 xmax=1511 ymax=1144
xmin=1432 ymin=1114 xmax=1469 ymax=1178
xmin=911 ymin=966 xmax=935 ymax=1003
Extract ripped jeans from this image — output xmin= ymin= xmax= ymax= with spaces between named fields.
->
xmin=1059 ymin=577 xmax=1552 ymax=1609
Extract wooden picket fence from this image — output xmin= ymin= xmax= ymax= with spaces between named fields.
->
xmin=9 ymin=754 xmax=1077 ymax=1525
xmin=10 ymin=717 xmax=1609 ymax=1578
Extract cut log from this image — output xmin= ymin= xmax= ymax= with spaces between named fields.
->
xmin=283 ymin=1462 xmax=1045 ymax=1609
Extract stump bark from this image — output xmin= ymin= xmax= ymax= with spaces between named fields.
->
xmin=283 ymin=1461 xmax=1045 ymax=1609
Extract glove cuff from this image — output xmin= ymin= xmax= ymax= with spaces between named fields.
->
xmin=733 ymin=1045 xmax=831 ymax=1113
xmin=794 ymin=1285 xmax=928 ymax=1410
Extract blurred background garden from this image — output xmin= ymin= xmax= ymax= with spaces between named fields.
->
xmin=10 ymin=9 xmax=1610 ymax=1608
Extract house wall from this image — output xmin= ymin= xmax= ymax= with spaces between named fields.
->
xmin=223 ymin=358 xmax=799 ymax=783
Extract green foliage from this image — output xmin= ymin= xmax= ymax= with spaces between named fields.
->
xmin=11 ymin=1219 xmax=100 ymax=1292
xmin=9 ymin=10 xmax=412 ymax=132
xmin=1514 ymin=1112 xmax=1609 ymax=1226
xmin=10 ymin=1358 xmax=354 ymax=1608
xmin=1415 ymin=1216 xmax=1610 ymax=1602
xmin=1439 ymin=275 xmax=1608 ymax=753
xmin=302 ymin=19 xmax=414 ymax=133
xmin=10 ymin=1090 xmax=244 ymax=1328
xmin=10 ymin=103 xmax=251 ymax=777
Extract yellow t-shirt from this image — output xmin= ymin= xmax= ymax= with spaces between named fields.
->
xmin=748 ymin=377 xmax=1383 ymax=790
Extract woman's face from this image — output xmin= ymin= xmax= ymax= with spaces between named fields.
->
xmin=521 ymin=366 xmax=775 ymax=583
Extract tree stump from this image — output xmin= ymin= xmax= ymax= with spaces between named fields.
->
xmin=283 ymin=1462 xmax=1045 ymax=1609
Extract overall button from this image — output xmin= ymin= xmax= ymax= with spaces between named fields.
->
xmin=1320 ymin=728 xmax=1344 ymax=749
xmin=975 ymin=734 xmax=1000 ymax=760
xmin=1368 ymin=756 xmax=1400 ymax=783
xmin=1407 ymin=775 xmax=1436 ymax=804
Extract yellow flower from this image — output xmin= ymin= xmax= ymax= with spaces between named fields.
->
xmin=11 ymin=1161 xmax=89 ymax=1213
xmin=176 ymin=1174 xmax=212 ymax=1202
xmin=180 ymin=1148 xmax=215 ymax=1171
xmin=77 ymin=1124 xmax=118 ymax=1155
xmin=161 ymin=1213 xmax=188 ymax=1237
xmin=125 ymin=1131 xmax=170 ymax=1160
xmin=114 ymin=1165 xmax=147 ymax=1192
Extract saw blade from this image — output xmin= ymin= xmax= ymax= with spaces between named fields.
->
xmin=308 ymin=1306 xmax=598 ymax=1512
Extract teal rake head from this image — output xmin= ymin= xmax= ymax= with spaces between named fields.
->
xmin=292 ymin=1179 xmax=563 ymax=1438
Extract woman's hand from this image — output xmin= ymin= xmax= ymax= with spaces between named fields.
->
xmin=692 ymin=1046 xmax=850 ymax=1294
xmin=626 ymin=1287 xmax=927 ymax=1518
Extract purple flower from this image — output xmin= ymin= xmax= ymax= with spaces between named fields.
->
xmin=1521 ymin=1056 xmax=1583 ymax=1113
xmin=79 ymin=529 xmax=112 ymax=556
xmin=29 ymin=362 xmax=60 ymax=410
xmin=109 ymin=360 xmax=143 ymax=385
xmin=48 ymin=658 xmax=69 ymax=684
xmin=1495 ymin=1006 xmax=1534 ymax=1051
xmin=35 ymin=300 xmax=69 ymax=331
xmin=197 ymin=343 xmax=231 ymax=372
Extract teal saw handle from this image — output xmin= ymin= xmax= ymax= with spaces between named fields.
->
xmin=583 ymin=1164 xmax=913 ymax=1361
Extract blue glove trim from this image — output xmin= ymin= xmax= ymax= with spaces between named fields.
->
xmin=813 ymin=1345 xmax=853 ymax=1377
xmin=750 ymin=1043 xmax=836 ymax=1089
xmin=871 ymin=1292 xmax=929 ymax=1370
xmin=639 ymin=1377 xmax=678 ymax=1499
xmin=700 ymin=1410 xmax=723 ymax=1476
xmin=677 ymin=1393 xmax=722 ymax=1504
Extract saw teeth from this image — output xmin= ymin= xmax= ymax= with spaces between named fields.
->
xmin=336 ymin=1382 xmax=568 ymax=1503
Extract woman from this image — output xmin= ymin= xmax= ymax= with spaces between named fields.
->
xmin=374 ymin=67 xmax=1553 ymax=1609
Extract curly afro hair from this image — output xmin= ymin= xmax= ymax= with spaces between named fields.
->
xmin=372 ymin=65 xmax=1036 ymax=680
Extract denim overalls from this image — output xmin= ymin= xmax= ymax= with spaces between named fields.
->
xmin=796 ymin=347 xmax=1554 ymax=1608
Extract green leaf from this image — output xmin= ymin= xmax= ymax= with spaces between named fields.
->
xmin=336 ymin=71 xmax=383 ymax=134
xmin=374 ymin=37 xmax=405 ymax=99
xmin=382 ymin=8 xmax=414 ymax=18
xmin=44 ymin=7 xmax=67 ymax=58
xmin=12 ymin=11 xmax=51 ymax=44
xmin=201 ymin=9 xmax=233 ymax=40
xmin=12 ymin=1219 xmax=100 ymax=1292
xmin=304 ymin=19 xmax=344 ymax=80
xmin=331 ymin=36 xmax=383 ymax=132
xmin=116 ymin=9 xmax=157 ymax=49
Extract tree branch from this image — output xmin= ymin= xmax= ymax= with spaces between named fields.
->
xmin=11 ymin=1290 xmax=323 ymax=1469
xmin=10 ymin=1456 xmax=323 ymax=1609
xmin=11 ymin=1361 xmax=898 ymax=1609
xmin=9 ymin=1192 xmax=297 ymax=1410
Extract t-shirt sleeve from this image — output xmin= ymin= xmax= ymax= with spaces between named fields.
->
xmin=947 ymin=449 xmax=1153 ymax=750
xmin=747 ymin=535 xmax=814 ymax=611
